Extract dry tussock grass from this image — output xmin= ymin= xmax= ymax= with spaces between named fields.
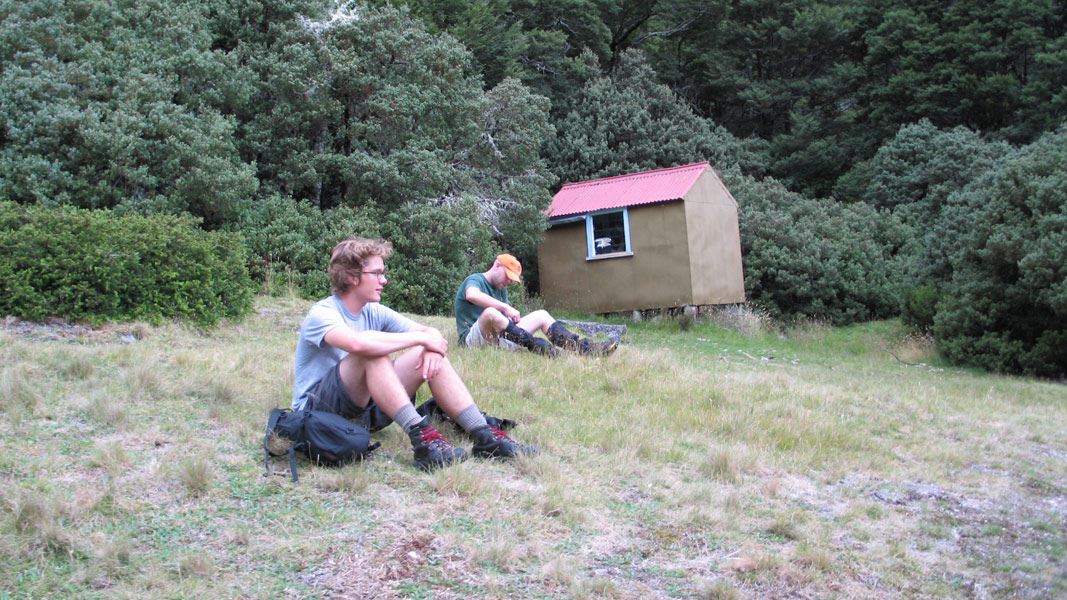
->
xmin=767 ymin=510 xmax=806 ymax=541
xmin=785 ymin=316 xmax=833 ymax=342
xmin=177 ymin=456 xmax=213 ymax=497
xmin=86 ymin=389 xmax=128 ymax=427
xmin=91 ymin=532 xmax=135 ymax=577
xmin=699 ymin=578 xmax=742 ymax=600
xmin=124 ymin=357 xmax=163 ymax=401
xmin=470 ymin=534 xmax=526 ymax=572
xmin=176 ymin=553 xmax=214 ymax=578
xmin=0 ymin=363 xmax=42 ymax=422
xmin=4 ymin=488 xmax=81 ymax=558
xmin=706 ymin=303 xmax=775 ymax=337
xmin=57 ymin=348 xmax=96 ymax=380
xmin=430 ymin=462 xmax=485 ymax=497
xmin=895 ymin=331 xmax=938 ymax=363
xmin=701 ymin=444 xmax=757 ymax=483
xmin=315 ymin=463 xmax=372 ymax=494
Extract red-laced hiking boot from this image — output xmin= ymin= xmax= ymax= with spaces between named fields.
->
xmin=471 ymin=425 xmax=538 ymax=459
xmin=408 ymin=417 xmax=467 ymax=471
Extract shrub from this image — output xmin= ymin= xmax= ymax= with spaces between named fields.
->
xmin=234 ymin=195 xmax=390 ymax=299
xmin=0 ymin=202 xmax=254 ymax=327
xmin=900 ymin=285 xmax=942 ymax=332
xmin=384 ymin=199 xmax=498 ymax=315
xmin=933 ymin=129 xmax=1067 ymax=378
xmin=835 ymin=120 xmax=1013 ymax=297
xmin=725 ymin=170 xmax=909 ymax=325
xmin=235 ymin=195 xmax=497 ymax=315
xmin=835 ymin=120 xmax=1011 ymax=219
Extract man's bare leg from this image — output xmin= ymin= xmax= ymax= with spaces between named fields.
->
xmin=394 ymin=348 xmax=478 ymax=422
xmin=476 ymin=308 xmax=557 ymax=356
xmin=337 ymin=354 xmax=418 ymax=423
xmin=394 ymin=347 xmax=537 ymax=458
xmin=475 ymin=307 xmax=509 ymax=339
xmin=339 ymin=352 xmax=467 ymax=470
xmin=516 ymin=309 xmax=555 ymax=336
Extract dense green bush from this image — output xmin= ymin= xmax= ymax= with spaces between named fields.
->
xmin=546 ymin=50 xmax=765 ymax=185
xmin=385 ymin=200 xmax=498 ymax=315
xmin=235 ymin=195 xmax=497 ymax=315
xmin=933 ymin=129 xmax=1067 ymax=378
xmin=836 ymin=120 xmax=1011 ymax=220
xmin=835 ymin=120 xmax=1014 ymax=302
xmin=0 ymin=202 xmax=254 ymax=326
xmin=234 ymin=195 xmax=390 ymax=299
xmin=0 ymin=0 xmax=258 ymax=229
xmin=900 ymin=285 xmax=942 ymax=332
xmin=726 ymin=170 xmax=909 ymax=325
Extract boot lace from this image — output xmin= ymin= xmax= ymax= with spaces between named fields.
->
xmin=489 ymin=426 xmax=512 ymax=442
xmin=420 ymin=425 xmax=451 ymax=448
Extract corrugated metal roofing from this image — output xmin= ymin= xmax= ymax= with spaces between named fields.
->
xmin=547 ymin=162 xmax=709 ymax=219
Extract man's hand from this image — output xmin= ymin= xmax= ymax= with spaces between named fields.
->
xmin=466 ymin=286 xmax=521 ymax=323
xmin=419 ymin=329 xmax=448 ymax=356
xmin=502 ymin=305 xmax=521 ymax=323
xmin=418 ymin=350 xmax=444 ymax=380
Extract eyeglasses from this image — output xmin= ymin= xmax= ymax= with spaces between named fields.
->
xmin=361 ymin=270 xmax=387 ymax=281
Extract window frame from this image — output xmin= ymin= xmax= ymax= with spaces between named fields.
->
xmin=584 ymin=207 xmax=633 ymax=261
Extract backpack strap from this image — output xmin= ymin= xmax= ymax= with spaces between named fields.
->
xmin=287 ymin=446 xmax=299 ymax=483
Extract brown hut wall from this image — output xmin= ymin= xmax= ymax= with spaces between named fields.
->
xmin=683 ymin=171 xmax=746 ymax=304
xmin=539 ymin=201 xmax=695 ymax=313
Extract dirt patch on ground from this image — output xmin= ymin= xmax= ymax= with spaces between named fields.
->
xmin=1 ymin=316 xmax=146 ymax=343
xmin=295 ymin=527 xmax=479 ymax=599
xmin=829 ymin=472 xmax=1066 ymax=598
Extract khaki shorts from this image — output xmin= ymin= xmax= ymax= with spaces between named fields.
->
xmin=464 ymin=318 xmax=521 ymax=351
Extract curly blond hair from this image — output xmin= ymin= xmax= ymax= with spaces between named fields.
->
xmin=328 ymin=237 xmax=393 ymax=294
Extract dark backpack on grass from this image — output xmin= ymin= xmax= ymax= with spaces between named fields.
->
xmin=263 ymin=409 xmax=379 ymax=482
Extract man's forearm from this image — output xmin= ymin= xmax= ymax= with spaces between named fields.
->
xmin=466 ymin=288 xmax=510 ymax=312
xmin=324 ymin=329 xmax=429 ymax=357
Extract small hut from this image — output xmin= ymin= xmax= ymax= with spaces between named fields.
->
xmin=538 ymin=162 xmax=745 ymax=314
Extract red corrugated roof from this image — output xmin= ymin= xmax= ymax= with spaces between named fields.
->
xmin=547 ymin=162 xmax=709 ymax=219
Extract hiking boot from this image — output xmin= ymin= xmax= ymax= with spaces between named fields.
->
xmin=502 ymin=323 xmax=560 ymax=357
xmin=547 ymin=322 xmax=618 ymax=356
xmin=471 ymin=425 xmax=538 ymax=459
xmin=408 ymin=416 xmax=467 ymax=471
xmin=577 ymin=338 xmax=619 ymax=356
xmin=528 ymin=336 xmax=561 ymax=357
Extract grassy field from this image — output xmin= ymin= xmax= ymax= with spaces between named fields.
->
xmin=1 ymin=297 xmax=1064 ymax=599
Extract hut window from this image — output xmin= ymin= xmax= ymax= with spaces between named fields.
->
xmin=585 ymin=209 xmax=631 ymax=259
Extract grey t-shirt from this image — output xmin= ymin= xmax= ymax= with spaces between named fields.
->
xmin=291 ymin=295 xmax=417 ymax=410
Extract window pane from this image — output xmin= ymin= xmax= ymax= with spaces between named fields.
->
xmin=591 ymin=211 xmax=626 ymax=255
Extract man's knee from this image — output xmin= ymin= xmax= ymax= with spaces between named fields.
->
xmin=480 ymin=307 xmax=508 ymax=330
xmin=340 ymin=352 xmax=385 ymax=369
xmin=529 ymin=309 xmax=553 ymax=322
xmin=522 ymin=309 xmax=555 ymax=331
xmin=339 ymin=353 xmax=393 ymax=384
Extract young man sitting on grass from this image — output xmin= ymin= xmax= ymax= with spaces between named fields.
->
xmin=454 ymin=254 xmax=618 ymax=357
xmin=292 ymin=237 xmax=535 ymax=471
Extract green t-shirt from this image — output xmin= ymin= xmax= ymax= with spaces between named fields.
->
xmin=454 ymin=273 xmax=508 ymax=345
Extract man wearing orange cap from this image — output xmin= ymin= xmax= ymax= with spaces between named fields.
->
xmin=454 ymin=254 xmax=617 ymax=356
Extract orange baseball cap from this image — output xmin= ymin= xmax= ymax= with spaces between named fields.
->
xmin=496 ymin=254 xmax=522 ymax=284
